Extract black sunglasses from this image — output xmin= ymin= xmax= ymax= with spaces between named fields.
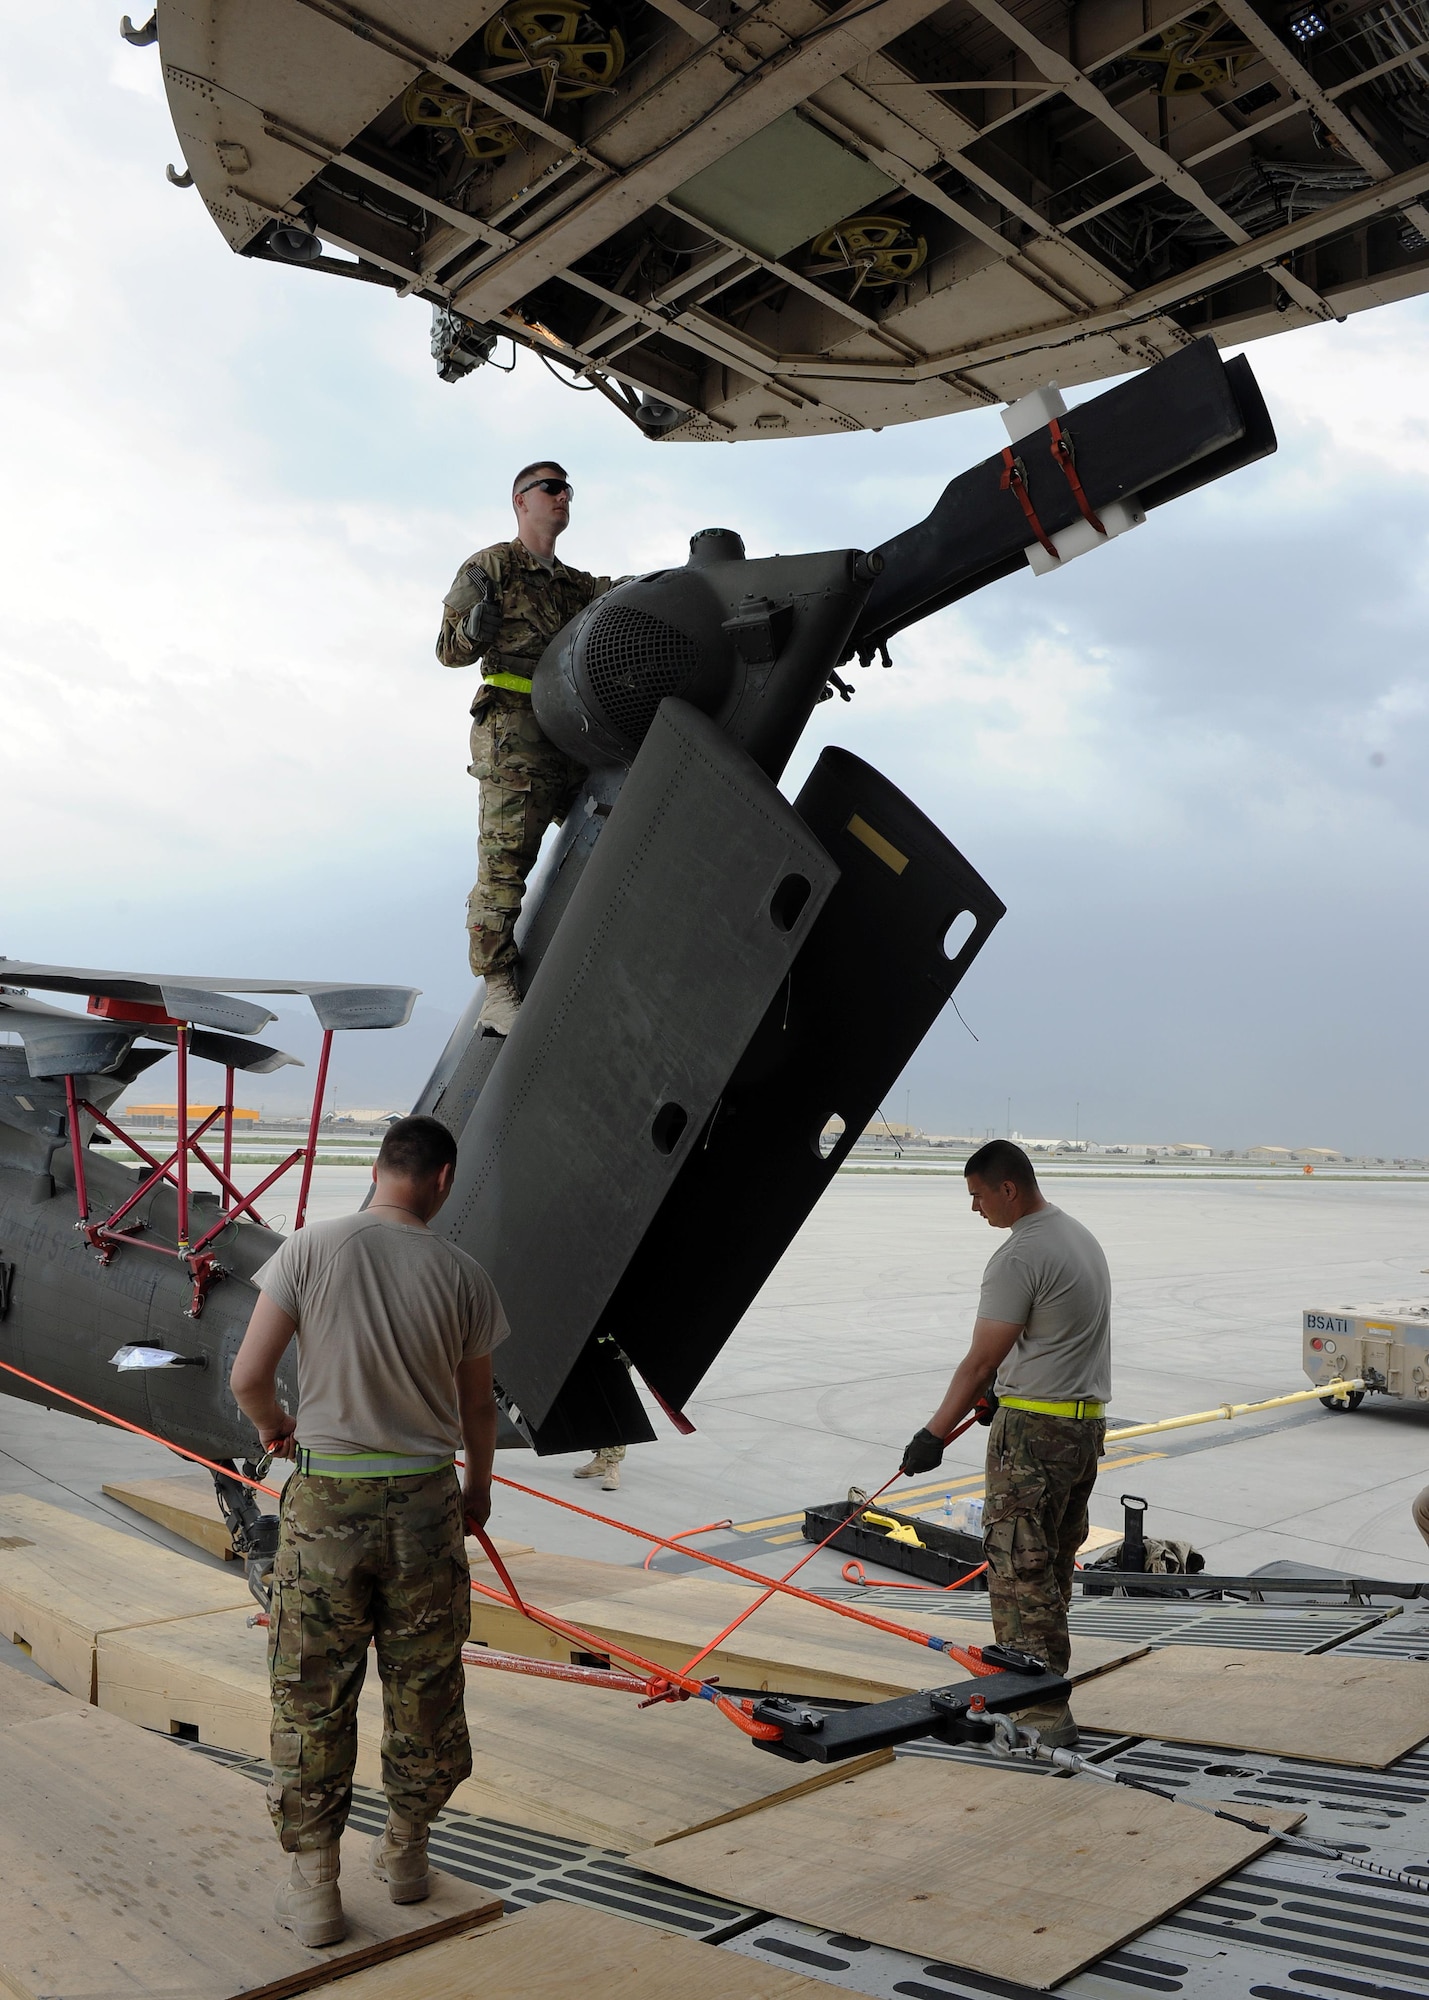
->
xmin=517 ymin=477 xmax=573 ymax=500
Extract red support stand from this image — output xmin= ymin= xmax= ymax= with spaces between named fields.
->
xmin=222 ymin=1063 xmax=234 ymax=1190
xmin=293 ymin=1028 xmax=333 ymax=1234
xmin=63 ymin=1007 xmax=341 ymax=1317
xmin=63 ymin=1074 xmax=89 ymax=1226
xmin=175 ymin=1024 xmax=190 ymax=1255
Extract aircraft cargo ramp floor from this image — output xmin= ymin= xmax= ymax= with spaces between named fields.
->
xmin=5 ymin=1169 xmax=1429 ymax=1997
xmin=135 ymin=1600 xmax=1429 ymax=2000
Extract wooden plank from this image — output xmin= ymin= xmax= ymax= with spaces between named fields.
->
xmin=467 ymin=1551 xmax=674 ymax=1653
xmin=505 ymin=1572 xmax=1143 ymax=1702
xmin=0 ymin=1494 xmax=254 ymax=1697
xmin=301 ymin=1900 xmax=833 ymax=1999
xmin=103 ymin=1472 xmax=263 ymax=1560
xmin=99 ymin=1604 xmax=282 ymax=1758
xmin=1072 ymin=1644 xmax=1429 ymax=1768
xmin=102 ymin=1474 xmax=534 ymax=1569
xmin=631 ymin=1756 xmax=1275 ymax=1988
xmin=98 ymin=1607 xmax=891 ymax=1852
xmin=465 ymin=1534 xmax=536 ymax=1566
xmin=0 ymin=1704 xmax=501 ymax=2000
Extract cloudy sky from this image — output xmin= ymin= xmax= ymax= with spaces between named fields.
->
xmin=2 ymin=8 xmax=1427 ymax=1151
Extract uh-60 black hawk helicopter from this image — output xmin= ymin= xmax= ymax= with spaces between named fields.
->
xmin=2 ymin=311 xmax=1273 ymax=1601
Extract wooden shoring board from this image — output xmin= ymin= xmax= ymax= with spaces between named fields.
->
xmin=0 ymin=1494 xmax=254 ymax=1697
xmin=466 ymin=1550 xmax=673 ymax=1649
xmin=631 ymin=1756 xmax=1275 ymax=1989
xmin=0 ymin=1703 xmax=501 ymax=2000
xmin=1072 ymin=1643 xmax=1429 ymax=1767
xmin=465 ymin=1533 xmax=536 ymax=1567
xmin=300 ymin=1900 xmax=833 ymax=2000
xmin=98 ymin=1606 xmax=891 ymax=1852
xmin=102 ymin=1473 xmax=535 ymax=1571
xmin=103 ymin=1472 xmax=268 ymax=1560
xmin=500 ymin=1572 xmax=1144 ymax=1701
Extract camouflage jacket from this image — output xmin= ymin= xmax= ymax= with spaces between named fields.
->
xmin=436 ymin=538 xmax=613 ymax=701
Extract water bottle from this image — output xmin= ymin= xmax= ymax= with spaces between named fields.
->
xmin=944 ymin=1497 xmax=984 ymax=1535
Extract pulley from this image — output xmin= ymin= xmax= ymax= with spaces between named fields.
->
xmin=1130 ymin=6 xmax=1257 ymax=94
xmin=807 ymin=214 xmax=927 ymax=298
xmin=402 ymin=72 xmax=521 ymax=161
xmin=481 ymin=0 xmax=625 ymax=113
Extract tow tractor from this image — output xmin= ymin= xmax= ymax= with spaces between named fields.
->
xmin=1303 ymin=1299 xmax=1429 ymax=1410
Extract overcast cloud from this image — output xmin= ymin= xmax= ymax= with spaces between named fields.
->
xmin=1 ymin=9 xmax=1426 ymax=1151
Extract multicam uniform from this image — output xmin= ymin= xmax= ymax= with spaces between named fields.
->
xmin=437 ymin=539 xmax=613 ymax=977
xmin=254 ymin=1211 xmax=508 ymax=1853
xmin=977 ymin=1205 xmax=1111 ymax=1694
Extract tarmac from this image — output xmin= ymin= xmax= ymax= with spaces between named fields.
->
xmin=2 ymin=1163 xmax=1427 ymax=1635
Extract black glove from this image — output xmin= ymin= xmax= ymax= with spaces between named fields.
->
xmin=900 ymin=1427 xmax=946 ymax=1476
xmin=460 ymin=595 xmax=501 ymax=653
xmin=975 ymin=1393 xmax=999 ymax=1426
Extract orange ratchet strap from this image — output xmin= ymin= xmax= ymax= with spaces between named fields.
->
xmin=999 ymin=448 xmax=1059 ymax=562
xmin=1048 ymin=418 xmax=1107 ymax=536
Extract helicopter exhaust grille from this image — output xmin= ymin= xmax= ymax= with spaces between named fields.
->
xmin=581 ymin=602 xmax=702 ymax=746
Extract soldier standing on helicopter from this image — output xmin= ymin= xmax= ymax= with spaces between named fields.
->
xmin=436 ymin=462 xmax=614 ymax=1035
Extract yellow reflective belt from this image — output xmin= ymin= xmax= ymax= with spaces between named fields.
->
xmin=998 ymin=1396 xmax=1106 ymax=1419
xmin=295 ymin=1448 xmax=454 ymax=1478
xmin=483 ymin=670 xmax=533 ymax=694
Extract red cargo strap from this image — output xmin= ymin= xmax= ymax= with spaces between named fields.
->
xmin=1000 ymin=449 xmax=1059 ymax=561
xmin=1048 ymin=418 xmax=1107 ymax=536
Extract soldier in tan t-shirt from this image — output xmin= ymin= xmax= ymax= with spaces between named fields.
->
xmin=898 ymin=1139 xmax=1111 ymax=1750
xmin=230 ymin=1115 xmax=507 ymax=1949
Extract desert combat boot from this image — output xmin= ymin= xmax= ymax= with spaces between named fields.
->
xmin=477 ymin=964 xmax=522 ymax=1036
xmin=1017 ymin=1701 xmax=1079 ymax=1750
xmin=274 ymin=1845 xmax=345 ymax=1946
xmin=370 ymin=1811 xmax=431 ymax=1903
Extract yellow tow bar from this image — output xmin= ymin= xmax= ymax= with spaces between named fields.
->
xmin=1105 ymin=1379 xmax=1367 ymax=1445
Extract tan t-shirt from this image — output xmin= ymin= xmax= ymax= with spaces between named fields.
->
xmin=253 ymin=1213 xmax=509 ymax=1457
xmin=978 ymin=1204 xmax=1112 ymax=1402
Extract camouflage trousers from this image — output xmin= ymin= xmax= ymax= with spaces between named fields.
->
xmin=466 ymin=686 xmax=585 ymax=976
xmin=267 ymin=1466 xmax=472 ymax=1852
xmin=982 ymin=1407 xmax=1104 ymax=1678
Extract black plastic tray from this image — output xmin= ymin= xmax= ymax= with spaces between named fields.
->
xmin=802 ymin=1499 xmax=988 ymax=1588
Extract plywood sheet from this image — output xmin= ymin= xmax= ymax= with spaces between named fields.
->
xmin=519 ymin=1572 xmax=1143 ymax=1702
xmin=1072 ymin=1644 xmax=1429 ymax=1767
xmin=632 ymin=1757 xmax=1274 ymax=1988
xmin=308 ymin=1900 xmax=831 ymax=2000
xmin=0 ymin=1703 xmax=500 ymax=2000
xmin=98 ymin=1607 xmax=889 ymax=1852
xmin=0 ymin=1666 xmax=90 ymax=1731
xmin=0 ymin=1494 xmax=254 ymax=1695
